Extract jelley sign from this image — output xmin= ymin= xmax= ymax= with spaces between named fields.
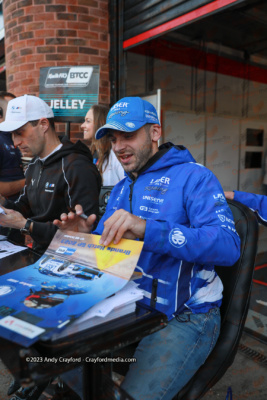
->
xmin=39 ymin=66 xmax=99 ymax=123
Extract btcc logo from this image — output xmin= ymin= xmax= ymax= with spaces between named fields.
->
xmin=45 ymin=66 xmax=93 ymax=88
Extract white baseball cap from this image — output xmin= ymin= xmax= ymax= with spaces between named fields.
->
xmin=0 ymin=94 xmax=54 ymax=132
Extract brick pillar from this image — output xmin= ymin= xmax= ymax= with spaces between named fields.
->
xmin=3 ymin=0 xmax=110 ymax=139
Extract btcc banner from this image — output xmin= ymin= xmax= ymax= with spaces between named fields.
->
xmin=39 ymin=65 xmax=99 ymax=122
xmin=0 ymin=231 xmax=143 ymax=347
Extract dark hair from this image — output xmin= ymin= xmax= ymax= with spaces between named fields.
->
xmin=29 ymin=118 xmax=55 ymax=130
xmin=89 ymin=104 xmax=110 ymax=176
xmin=0 ymin=91 xmax=16 ymax=99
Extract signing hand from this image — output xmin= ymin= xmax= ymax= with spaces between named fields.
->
xmin=0 ymin=206 xmax=26 ymax=230
xmin=99 ymin=209 xmax=146 ymax=246
xmin=53 ymin=204 xmax=97 ymax=233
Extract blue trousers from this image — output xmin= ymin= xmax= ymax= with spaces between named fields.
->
xmin=62 ymin=307 xmax=220 ymax=400
xmin=121 ymin=307 xmax=220 ymax=400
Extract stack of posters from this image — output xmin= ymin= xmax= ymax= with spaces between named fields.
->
xmin=0 ymin=230 xmax=143 ymax=347
xmin=0 ymin=240 xmax=27 ymax=259
xmin=52 ymin=280 xmax=144 ymax=340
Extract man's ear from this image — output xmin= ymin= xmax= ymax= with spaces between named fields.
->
xmin=39 ymin=118 xmax=50 ymax=133
xmin=150 ymin=124 xmax=161 ymax=143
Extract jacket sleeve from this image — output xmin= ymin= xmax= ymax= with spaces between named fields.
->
xmin=4 ymin=182 xmax=33 ymax=218
xmin=31 ymin=156 xmax=101 ymax=248
xmin=143 ymin=171 xmax=241 ymax=266
xmin=234 ymin=190 xmax=267 ymax=226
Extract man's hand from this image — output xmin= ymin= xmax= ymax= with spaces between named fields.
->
xmin=99 ymin=209 xmax=146 ymax=246
xmin=0 ymin=206 xmax=26 ymax=230
xmin=224 ymin=191 xmax=235 ymax=200
xmin=53 ymin=204 xmax=97 ymax=233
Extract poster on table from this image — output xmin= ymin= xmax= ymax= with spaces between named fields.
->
xmin=0 ymin=230 xmax=143 ymax=347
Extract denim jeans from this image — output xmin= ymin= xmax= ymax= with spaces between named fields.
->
xmin=121 ymin=307 xmax=220 ymax=400
xmin=62 ymin=307 xmax=220 ymax=400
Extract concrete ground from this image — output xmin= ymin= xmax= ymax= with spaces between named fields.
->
xmin=0 ymin=331 xmax=266 ymax=399
xmin=202 ymin=332 xmax=267 ymax=400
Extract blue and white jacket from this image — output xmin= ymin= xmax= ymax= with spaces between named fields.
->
xmin=234 ymin=190 xmax=267 ymax=226
xmin=94 ymin=143 xmax=241 ymax=320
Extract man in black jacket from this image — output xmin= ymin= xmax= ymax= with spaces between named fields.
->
xmin=0 ymin=94 xmax=101 ymax=252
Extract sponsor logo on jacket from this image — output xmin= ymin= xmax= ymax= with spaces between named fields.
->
xmin=145 ymin=176 xmax=170 ymax=195
xmin=169 ymin=228 xmax=187 ymax=248
xmin=145 ymin=186 xmax=168 ymax=194
xmin=142 ymin=195 xmax=164 ymax=204
xmin=213 ymin=193 xmax=226 ymax=203
xmin=150 ymin=176 xmax=170 ymax=185
xmin=45 ymin=182 xmax=55 ymax=192
xmin=217 ymin=214 xmax=234 ymax=224
xmin=140 ymin=205 xmax=159 ymax=214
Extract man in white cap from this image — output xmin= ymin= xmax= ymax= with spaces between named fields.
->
xmin=0 ymin=94 xmax=101 ymax=253
xmin=54 ymin=96 xmax=240 ymax=400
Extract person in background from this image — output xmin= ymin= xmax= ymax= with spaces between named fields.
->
xmin=225 ymin=190 xmax=267 ymax=225
xmin=55 ymin=97 xmax=240 ymax=400
xmin=0 ymin=92 xmax=25 ymax=200
xmin=0 ymin=94 xmax=101 ymax=253
xmin=81 ymin=104 xmax=124 ymax=186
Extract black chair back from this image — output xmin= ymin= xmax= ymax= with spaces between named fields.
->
xmin=175 ymin=199 xmax=259 ymax=400
xmin=99 ymin=186 xmax=114 ymax=217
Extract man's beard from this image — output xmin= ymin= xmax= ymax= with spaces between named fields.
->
xmin=121 ymin=135 xmax=153 ymax=174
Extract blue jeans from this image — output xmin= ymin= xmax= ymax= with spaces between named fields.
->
xmin=62 ymin=308 xmax=220 ymax=400
xmin=121 ymin=307 xmax=220 ymax=400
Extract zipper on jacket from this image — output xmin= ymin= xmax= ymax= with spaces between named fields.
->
xmin=37 ymin=164 xmax=43 ymax=187
xmin=129 ymin=180 xmax=136 ymax=214
xmin=150 ymin=279 xmax=158 ymax=308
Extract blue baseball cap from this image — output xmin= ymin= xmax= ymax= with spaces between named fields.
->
xmin=95 ymin=97 xmax=160 ymax=139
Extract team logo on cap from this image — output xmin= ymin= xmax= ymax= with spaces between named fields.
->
xmin=126 ymin=122 xmax=135 ymax=128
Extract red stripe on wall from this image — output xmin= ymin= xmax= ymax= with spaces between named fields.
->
xmin=253 ymin=279 xmax=267 ymax=287
xmin=255 ymin=264 xmax=267 ymax=271
xmin=129 ymin=39 xmax=267 ymax=85
xmin=123 ymin=0 xmax=240 ymax=49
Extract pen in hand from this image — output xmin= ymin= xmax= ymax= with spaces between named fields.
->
xmin=68 ymin=207 xmax=88 ymax=220
xmin=79 ymin=213 xmax=88 ymax=220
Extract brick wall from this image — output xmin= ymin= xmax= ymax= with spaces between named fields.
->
xmin=3 ymin=0 xmax=110 ymax=139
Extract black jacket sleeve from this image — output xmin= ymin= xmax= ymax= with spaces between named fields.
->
xmin=30 ymin=155 xmax=101 ymax=250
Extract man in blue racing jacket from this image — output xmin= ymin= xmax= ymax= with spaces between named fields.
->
xmin=54 ymin=97 xmax=240 ymax=400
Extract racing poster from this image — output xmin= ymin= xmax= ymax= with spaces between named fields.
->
xmin=0 ymin=231 xmax=143 ymax=347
